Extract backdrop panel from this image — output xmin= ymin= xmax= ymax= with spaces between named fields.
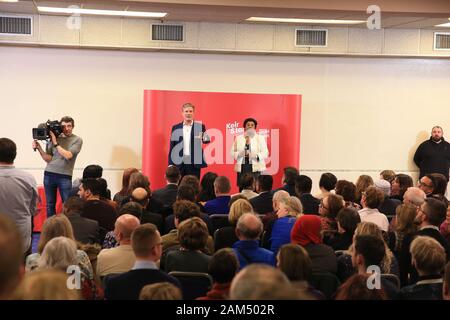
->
xmin=143 ymin=90 xmax=301 ymax=193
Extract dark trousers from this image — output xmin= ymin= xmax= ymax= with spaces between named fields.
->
xmin=180 ymin=164 xmax=201 ymax=179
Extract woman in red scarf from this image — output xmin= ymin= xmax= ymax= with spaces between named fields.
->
xmin=291 ymin=215 xmax=337 ymax=275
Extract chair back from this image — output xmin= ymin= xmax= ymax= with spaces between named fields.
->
xmin=169 ymin=271 xmax=213 ymax=300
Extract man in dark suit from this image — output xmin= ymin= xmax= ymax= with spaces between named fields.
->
xmin=63 ymin=196 xmax=100 ymax=245
xmin=168 ymin=103 xmax=210 ymax=179
xmin=152 ymin=165 xmax=180 ymax=209
xmin=273 ymin=167 xmax=298 ymax=196
xmin=295 ymin=175 xmax=320 ymax=214
xmin=400 ymin=197 xmax=450 ymax=286
xmin=250 ymin=175 xmax=274 ymax=215
xmin=104 ymin=223 xmax=181 ymax=300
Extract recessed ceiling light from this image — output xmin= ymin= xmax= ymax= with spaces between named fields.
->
xmin=37 ymin=6 xmax=167 ymax=18
xmin=435 ymin=22 xmax=450 ymax=27
xmin=246 ymin=17 xmax=366 ymax=25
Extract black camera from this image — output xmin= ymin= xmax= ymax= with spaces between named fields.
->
xmin=32 ymin=120 xmax=63 ymax=140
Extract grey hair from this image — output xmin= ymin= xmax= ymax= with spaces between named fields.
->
xmin=38 ymin=236 xmax=78 ymax=271
xmin=236 ymin=213 xmax=263 ymax=240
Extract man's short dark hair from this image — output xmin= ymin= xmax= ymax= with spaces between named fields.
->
xmin=283 ymin=167 xmax=298 ymax=186
xmin=81 ymin=178 xmax=102 ymax=196
xmin=178 ymin=217 xmax=209 ymax=251
xmin=243 ymin=118 xmax=258 ymax=128
xmin=257 ymin=175 xmax=273 ymax=192
xmin=335 ymin=180 xmax=357 ymax=203
xmin=337 ymin=207 xmax=361 ymax=234
xmin=0 ymin=138 xmax=17 ymax=164
xmin=428 ymin=173 xmax=447 ymax=195
xmin=238 ymin=173 xmax=255 ymax=190
xmin=177 ymin=185 xmax=196 ymax=202
xmin=131 ymin=223 xmax=159 ymax=257
xmin=364 ymin=186 xmax=385 ymax=209
xmin=354 ymin=235 xmax=386 ymax=268
xmin=63 ymin=196 xmax=85 ymax=214
xmin=172 ymin=200 xmax=201 ymax=223
xmin=119 ymin=202 xmax=143 ymax=220
xmin=82 ymin=165 xmax=103 ymax=179
xmin=423 ymin=197 xmax=447 ymax=226
xmin=295 ymin=175 xmax=312 ymax=194
xmin=60 ymin=116 xmax=74 ymax=127
xmin=208 ymin=248 xmax=239 ymax=284
xmin=166 ymin=166 xmax=181 ymax=183
xmin=214 ymin=176 xmax=231 ymax=194
xmin=319 ymin=173 xmax=337 ymax=191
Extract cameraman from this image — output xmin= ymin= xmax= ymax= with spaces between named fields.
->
xmin=32 ymin=116 xmax=83 ymax=217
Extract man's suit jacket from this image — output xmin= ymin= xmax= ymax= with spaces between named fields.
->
xmin=249 ymin=191 xmax=274 ymax=215
xmin=299 ymin=193 xmax=320 ymax=215
xmin=168 ymin=121 xmax=209 ymax=168
xmin=152 ymin=184 xmax=178 ymax=208
xmin=66 ymin=212 xmax=100 ymax=245
xmin=104 ymin=269 xmax=181 ymax=300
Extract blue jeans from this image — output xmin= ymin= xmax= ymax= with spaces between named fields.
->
xmin=44 ymin=171 xmax=72 ymax=217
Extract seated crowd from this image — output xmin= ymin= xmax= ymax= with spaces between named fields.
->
xmin=1 ymin=139 xmax=450 ymax=300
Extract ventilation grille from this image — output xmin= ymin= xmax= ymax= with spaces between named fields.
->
xmin=0 ymin=16 xmax=32 ymax=35
xmin=434 ymin=32 xmax=450 ymax=50
xmin=151 ymin=24 xmax=184 ymax=41
xmin=295 ymin=29 xmax=327 ymax=47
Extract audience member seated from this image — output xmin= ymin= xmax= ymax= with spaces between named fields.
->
xmin=79 ymin=178 xmax=117 ymax=233
xmin=326 ymin=207 xmax=360 ymax=251
xmin=335 ymin=180 xmax=360 ymax=210
xmin=214 ymin=199 xmax=253 ymax=251
xmin=63 ymin=196 xmax=100 ymax=245
xmin=399 ymin=236 xmax=446 ymax=300
xmin=131 ymin=187 xmax=163 ymax=232
xmin=233 ymin=213 xmax=275 ymax=269
xmin=335 ymin=274 xmax=386 ymax=300
xmin=400 ymin=198 xmax=450 ymax=286
xmin=161 ymin=200 xmax=214 ymax=266
xmin=197 ymin=172 xmax=218 ymax=202
xmin=375 ymin=179 xmax=401 ymax=217
xmin=113 ymin=167 xmax=139 ymax=205
xmin=70 ymin=164 xmax=105 ymax=198
xmin=268 ymin=196 xmax=302 ymax=254
xmin=96 ymin=214 xmax=140 ymax=277
xmin=179 ymin=175 xmax=201 ymax=199
xmin=352 ymin=235 xmax=399 ymax=299
xmin=319 ymin=194 xmax=344 ymax=240
xmin=233 ymin=173 xmax=258 ymax=200
xmin=277 ymin=244 xmax=323 ymax=300
xmin=261 ymin=190 xmax=290 ymax=239
xmin=139 ymin=282 xmax=182 ymax=300
xmin=337 ymin=222 xmax=399 ymax=283
xmin=0 ymin=214 xmax=23 ymax=300
xmin=203 ymin=176 xmax=232 ymax=215
xmin=390 ymin=174 xmax=414 ymax=202
xmin=230 ymin=264 xmax=303 ymax=300
xmin=440 ymin=204 xmax=450 ymax=244
xmin=14 ymin=269 xmax=80 ymax=300
xmin=315 ymin=172 xmax=338 ymax=200
xmin=295 ymin=174 xmax=320 ymax=214
xmin=197 ymin=248 xmax=239 ymax=300
xmin=355 ymin=175 xmax=374 ymax=205
xmin=444 ymin=262 xmax=450 ymax=300
xmin=250 ymin=175 xmax=274 ymax=215
xmin=26 ymin=215 xmax=93 ymax=279
xmin=291 ymin=215 xmax=337 ymax=274
xmin=380 ymin=170 xmax=396 ymax=185
xmin=428 ymin=173 xmax=449 ymax=206
xmin=358 ymin=186 xmax=389 ymax=232
xmin=152 ymin=165 xmax=180 ymax=208
xmin=273 ymin=167 xmax=298 ymax=196
xmin=37 ymin=236 xmax=102 ymax=300
xmin=418 ymin=174 xmax=437 ymax=198
xmin=390 ymin=186 xmax=426 ymax=231
xmin=164 ymin=217 xmax=212 ymax=273
xmin=104 ymin=224 xmax=181 ymax=300
xmin=387 ymin=204 xmax=418 ymax=257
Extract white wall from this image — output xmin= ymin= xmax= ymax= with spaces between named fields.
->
xmin=1 ymin=46 xmax=450 ymax=195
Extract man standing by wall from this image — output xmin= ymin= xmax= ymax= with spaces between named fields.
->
xmin=0 ymin=138 xmax=38 ymax=254
xmin=168 ymin=103 xmax=209 ymax=179
xmin=414 ymin=126 xmax=450 ymax=181
xmin=32 ymin=116 xmax=83 ymax=217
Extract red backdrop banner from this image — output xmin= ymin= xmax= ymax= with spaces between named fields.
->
xmin=143 ymin=90 xmax=302 ymax=193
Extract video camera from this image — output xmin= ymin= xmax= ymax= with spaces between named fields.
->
xmin=32 ymin=120 xmax=63 ymax=140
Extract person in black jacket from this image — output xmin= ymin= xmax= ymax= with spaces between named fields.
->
xmin=151 ymin=165 xmax=180 ymax=209
xmin=295 ymin=175 xmax=320 ymax=214
xmin=63 ymin=196 xmax=100 ymax=245
xmin=413 ymin=126 xmax=450 ymax=181
xmin=249 ymin=175 xmax=274 ymax=215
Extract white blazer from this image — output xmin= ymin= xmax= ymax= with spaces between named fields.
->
xmin=231 ymin=133 xmax=269 ymax=173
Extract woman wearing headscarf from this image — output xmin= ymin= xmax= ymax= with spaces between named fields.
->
xmin=291 ymin=215 xmax=337 ymax=274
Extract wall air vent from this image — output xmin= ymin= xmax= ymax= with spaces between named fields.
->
xmin=151 ymin=24 xmax=184 ymax=41
xmin=0 ymin=16 xmax=32 ymax=35
xmin=295 ymin=29 xmax=327 ymax=47
xmin=434 ymin=32 xmax=450 ymax=50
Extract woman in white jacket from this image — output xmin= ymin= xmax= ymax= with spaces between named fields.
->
xmin=231 ymin=118 xmax=269 ymax=189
